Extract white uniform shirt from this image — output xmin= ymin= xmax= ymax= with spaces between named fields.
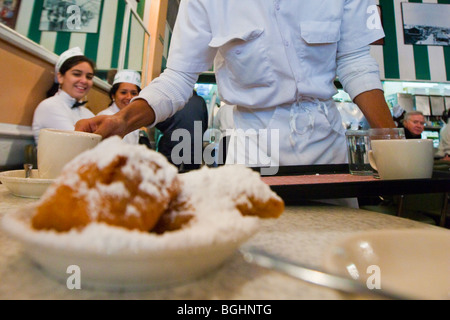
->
xmin=32 ymin=90 xmax=95 ymax=145
xmin=136 ymin=0 xmax=384 ymax=169
xmin=97 ymin=103 xmax=140 ymax=145
xmin=139 ymin=0 xmax=384 ymax=123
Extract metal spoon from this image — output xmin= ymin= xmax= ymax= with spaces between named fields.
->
xmin=240 ymin=246 xmax=414 ymax=300
xmin=24 ymin=163 xmax=33 ymax=178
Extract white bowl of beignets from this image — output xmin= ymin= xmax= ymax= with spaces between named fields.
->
xmin=2 ymin=137 xmax=284 ymax=290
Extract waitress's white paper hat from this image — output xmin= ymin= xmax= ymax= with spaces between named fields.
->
xmin=113 ymin=69 xmax=142 ymax=88
xmin=55 ymin=47 xmax=84 ymax=75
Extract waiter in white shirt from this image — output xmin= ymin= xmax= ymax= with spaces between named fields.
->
xmin=32 ymin=47 xmax=95 ymax=145
xmin=76 ymin=0 xmax=395 ymax=168
xmin=97 ymin=69 xmax=142 ymax=145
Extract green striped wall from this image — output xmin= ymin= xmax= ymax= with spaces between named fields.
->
xmin=11 ymin=0 xmax=450 ymax=83
xmin=15 ymin=0 xmax=146 ymax=72
xmin=376 ymin=0 xmax=450 ymax=82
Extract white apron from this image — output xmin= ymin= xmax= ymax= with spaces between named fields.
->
xmin=225 ymin=98 xmax=347 ymax=167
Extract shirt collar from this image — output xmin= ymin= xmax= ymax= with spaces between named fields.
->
xmin=110 ymin=103 xmax=120 ymax=113
xmin=56 ymin=89 xmax=86 ymax=109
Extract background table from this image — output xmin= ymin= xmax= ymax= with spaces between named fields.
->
xmin=259 ymin=165 xmax=450 ymax=227
xmin=0 ymin=185 xmax=439 ymax=300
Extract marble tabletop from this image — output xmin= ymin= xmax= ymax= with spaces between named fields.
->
xmin=0 ymin=185 xmax=437 ymax=300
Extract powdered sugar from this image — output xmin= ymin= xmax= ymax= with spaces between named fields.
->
xmin=54 ymin=136 xmax=178 ymax=199
xmin=39 ymin=136 xmax=179 ymax=220
xmin=5 ymin=138 xmax=283 ymax=254
xmin=178 ymin=165 xmax=281 ymax=214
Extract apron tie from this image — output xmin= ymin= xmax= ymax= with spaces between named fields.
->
xmin=289 ymin=97 xmax=328 ymax=147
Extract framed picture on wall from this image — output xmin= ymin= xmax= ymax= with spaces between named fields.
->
xmin=0 ymin=0 xmax=22 ymax=29
xmin=39 ymin=0 xmax=102 ymax=33
xmin=430 ymin=96 xmax=445 ymax=117
xmin=401 ymin=2 xmax=450 ymax=46
xmin=415 ymin=95 xmax=432 ymax=116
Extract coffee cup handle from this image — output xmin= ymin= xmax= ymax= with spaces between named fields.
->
xmin=368 ymin=150 xmax=378 ymax=171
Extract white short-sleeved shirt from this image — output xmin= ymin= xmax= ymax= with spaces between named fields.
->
xmin=97 ymin=104 xmax=140 ymax=145
xmin=139 ymin=0 xmax=384 ymax=123
xmin=32 ymin=90 xmax=95 ymax=145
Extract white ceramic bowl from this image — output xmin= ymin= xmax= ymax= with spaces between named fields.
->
xmin=2 ymin=204 xmax=259 ymax=291
xmin=0 ymin=169 xmax=54 ymax=198
xmin=323 ymin=229 xmax=450 ymax=300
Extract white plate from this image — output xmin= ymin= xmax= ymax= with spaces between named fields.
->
xmin=2 ymin=204 xmax=259 ymax=291
xmin=323 ymin=229 xmax=450 ymax=300
xmin=0 ymin=169 xmax=54 ymax=198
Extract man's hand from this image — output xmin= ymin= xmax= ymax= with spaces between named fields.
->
xmin=75 ymin=99 xmax=156 ymax=139
xmin=75 ymin=114 xmax=128 ymax=139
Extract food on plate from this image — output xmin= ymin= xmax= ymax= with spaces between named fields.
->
xmin=32 ymin=136 xmax=180 ymax=232
xmin=31 ymin=136 xmax=284 ymax=233
xmin=153 ymin=164 xmax=285 ymax=233
xmin=176 ymin=165 xmax=285 ymax=219
xmin=152 ymin=191 xmax=195 ymax=234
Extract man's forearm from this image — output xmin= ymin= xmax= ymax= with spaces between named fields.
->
xmin=119 ymin=99 xmax=156 ymax=133
xmin=354 ymin=89 xmax=396 ymax=128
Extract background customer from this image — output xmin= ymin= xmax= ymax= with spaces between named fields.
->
xmin=401 ymin=111 xmax=425 ymax=139
xmin=156 ymin=90 xmax=208 ymax=171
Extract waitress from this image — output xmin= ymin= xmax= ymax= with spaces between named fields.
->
xmin=32 ymin=47 xmax=95 ymax=145
xmin=76 ymin=0 xmax=395 ymax=168
xmin=97 ymin=69 xmax=142 ymax=144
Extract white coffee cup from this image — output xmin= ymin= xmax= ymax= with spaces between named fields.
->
xmin=368 ymin=139 xmax=434 ymax=180
xmin=37 ymin=129 xmax=102 ymax=179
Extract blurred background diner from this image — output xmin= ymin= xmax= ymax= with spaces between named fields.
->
xmin=399 ymin=111 xmax=426 ymax=139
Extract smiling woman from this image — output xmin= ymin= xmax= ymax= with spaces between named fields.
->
xmin=31 ymin=47 xmax=97 ymax=145
xmin=97 ymin=69 xmax=142 ymax=144
xmin=56 ymin=60 xmax=95 ymax=99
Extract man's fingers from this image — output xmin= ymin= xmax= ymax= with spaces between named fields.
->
xmin=93 ymin=117 xmax=116 ymax=138
xmin=74 ymin=118 xmax=94 ymax=133
xmin=75 ymin=115 xmax=109 ymax=137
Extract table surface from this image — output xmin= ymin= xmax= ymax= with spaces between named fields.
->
xmin=0 ymin=185 xmax=439 ymax=300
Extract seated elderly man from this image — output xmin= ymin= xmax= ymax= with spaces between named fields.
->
xmin=401 ymin=111 xmax=426 ymax=139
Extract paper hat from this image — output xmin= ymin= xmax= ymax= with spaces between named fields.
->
xmin=113 ymin=69 xmax=142 ymax=88
xmin=55 ymin=47 xmax=84 ymax=75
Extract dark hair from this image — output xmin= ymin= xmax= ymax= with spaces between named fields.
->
xmin=46 ymin=55 xmax=96 ymax=97
xmin=108 ymin=82 xmax=141 ymax=106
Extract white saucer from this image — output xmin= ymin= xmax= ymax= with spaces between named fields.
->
xmin=0 ymin=169 xmax=54 ymax=198
xmin=323 ymin=229 xmax=450 ymax=300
